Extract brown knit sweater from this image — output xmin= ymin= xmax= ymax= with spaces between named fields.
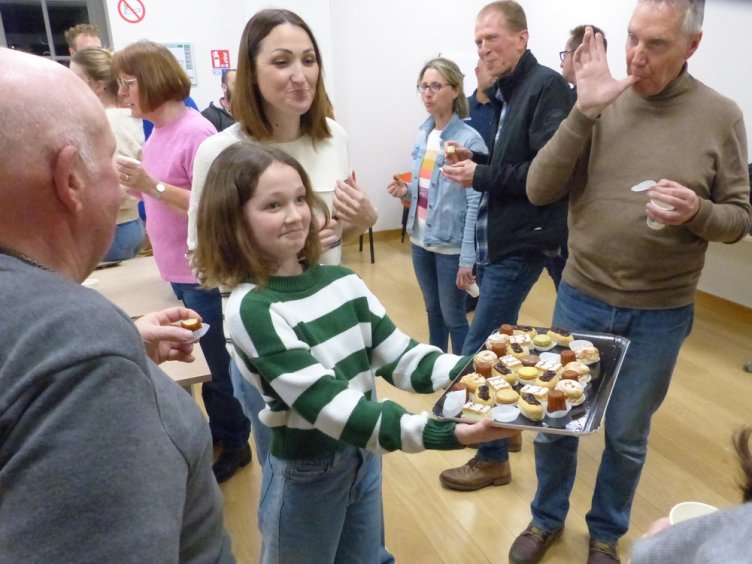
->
xmin=527 ymin=67 xmax=751 ymax=309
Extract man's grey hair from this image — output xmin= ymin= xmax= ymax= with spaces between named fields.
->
xmin=638 ymin=0 xmax=704 ymax=34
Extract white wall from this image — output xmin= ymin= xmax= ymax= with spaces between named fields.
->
xmin=105 ymin=0 xmax=752 ymax=232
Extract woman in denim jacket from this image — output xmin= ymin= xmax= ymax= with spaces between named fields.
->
xmin=388 ymin=57 xmax=487 ymax=353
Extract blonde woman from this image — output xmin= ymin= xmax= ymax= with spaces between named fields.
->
xmin=70 ymin=47 xmax=145 ymax=261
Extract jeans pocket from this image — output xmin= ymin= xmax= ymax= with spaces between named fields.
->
xmin=283 ymin=453 xmax=335 ymax=482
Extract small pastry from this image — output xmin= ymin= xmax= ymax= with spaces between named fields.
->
xmin=546 ymin=389 xmax=567 ymax=413
xmin=536 ymin=369 xmax=560 ymax=389
xmin=547 ymin=327 xmax=574 ymax=346
xmin=508 ymin=342 xmax=529 ymax=359
xmin=486 ymin=377 xmax=519 ymax=405
xmin=517 ymin=366 xmax=539 ymax=385
xmin=575 ymin=346 xmax=601 ymax=365
xmin=180 ymin=318 xmax=202 ymax=331
xmin=485 ymin=333 xmax=510 ymax=356
xmin=499 ymin=323 xmax=515 ymax=335
xmin=513 ymin=324 xmax=538 ymax=339
xmin=495 ymin=386 xmax=520 ymax=405
xmin=473 ymin=350 xmax=498 ymax=377
xmin=492 ymin=361 xmax=518 ymax=385
xmin=518 ymin=393 xmax=544 ymax=421
xmin=498 ymin=355 xmax=522 ymax=372
xmin=532 ymin=333 xmax=555 ymax=351
xmin=486 ymin=376 xmax=509 ymax=393
xmin=556 ymin=379 xmax=586 ymax=405
xmin=561 ymin=369 xmax=580 ymax=381
xmin=536 ymin=359 xmax=562 ymax=375
xmin=521 ymin=354 xmax=540 ymax=367
xmin=563 ymin=361 xmax=592 ymax=384
xmin=560 ymin=349 xmax=577 ymax=365
xmin=459 ymin=372 xmax=486 ymax=393
xmin=462 ymin=401 xmax=492 ymax=420
xmin=475 ymin=384 xmax=495 ymax=407
xmin=511 ymin=333 xmax=533 ymax=347
xmin=520 ymin=384 xmax=549 ymax=403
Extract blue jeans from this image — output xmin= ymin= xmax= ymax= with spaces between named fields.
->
xmin=411 ymin=244 xmax=468 ymax=353
xmin=259 ymin=447 xmax=389 ymax=564
xmin=171 ymin=282 xmax=250 ymax=448
xmin=230 ymin=359 xmax=272 ymax=465
xmin=465 ymin=254 xmax=547 ymax=463
xmin=103 ymin=219 xmax=145 ymax=262
xmin=530 ymin=282 xmax=693 ymax=541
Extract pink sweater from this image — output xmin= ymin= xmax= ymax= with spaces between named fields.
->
xmin=142 ymin=109 xmax=216 ymax=282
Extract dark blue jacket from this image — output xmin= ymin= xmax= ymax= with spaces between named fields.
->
xmin=471 ymin=50 xmax=572 ymax=262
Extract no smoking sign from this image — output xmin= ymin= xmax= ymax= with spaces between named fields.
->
xmin=118 ymin=0 xmax=146 ymax=24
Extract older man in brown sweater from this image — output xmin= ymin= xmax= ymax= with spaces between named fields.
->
xmin=509 ymin=1 xmax=751 ymax=563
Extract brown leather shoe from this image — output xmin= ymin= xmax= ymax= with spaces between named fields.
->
xmin=508 ymin=522 xmax=564 ymax=564
xmin=587 ymin=539 xmax=620 ymax=563
xmin=439 ymin=457 xmax=511 ymax=491
xmin=508 ymin=430 xmax=522 ymax=452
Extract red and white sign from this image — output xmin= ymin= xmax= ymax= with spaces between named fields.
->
xmin=210 ymin=50 xmax=231 ymax=69
xmin=118 ymin=0 xmax=146 ymax=24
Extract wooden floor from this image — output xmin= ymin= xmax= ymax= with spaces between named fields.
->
xmin=209 ymin=232 xmax=752 ymax=564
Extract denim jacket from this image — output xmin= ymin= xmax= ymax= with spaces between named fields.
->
xmin=407 ymin=113 xmax=488 ymax=267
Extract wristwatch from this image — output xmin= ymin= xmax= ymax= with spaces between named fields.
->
xmin=154 ymin=182 xmax=166 ymax=200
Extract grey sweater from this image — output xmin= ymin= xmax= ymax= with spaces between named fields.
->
xmin=631 ymin=502 xmax=752 ymax=563
xmin=0 ymin=255 xmax=234 ymax=563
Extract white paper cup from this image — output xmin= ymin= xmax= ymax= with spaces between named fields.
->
xmin=492 ymin=404 xmax=520 ymax=423
xmin=465 ymin=282 xmax=480 ymax=298
xmin=647 ymin=199 xmax=674 ymax=230
xmin=668 ymin=501 xmax=717 ymax=525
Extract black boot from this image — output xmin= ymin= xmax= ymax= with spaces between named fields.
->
xmin=213 ymin=442 xmax=252 ymax=483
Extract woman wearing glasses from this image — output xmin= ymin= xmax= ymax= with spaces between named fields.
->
xmin=69 ymin=47 xmax=145 ymax=262
xmin=113 ymin=41 xmax=252 ymax=483
xmin=387 ymin=58 xmax=487 ymax=353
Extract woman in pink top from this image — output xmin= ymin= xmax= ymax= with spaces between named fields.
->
xmin=114 ymin=41 xmax=251 ymax=483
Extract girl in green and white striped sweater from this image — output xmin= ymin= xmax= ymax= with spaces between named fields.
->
xmin=194 ymin=140 xmax=514 ymax=564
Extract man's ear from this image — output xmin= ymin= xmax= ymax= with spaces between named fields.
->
xmin=52 ymin=145 xmax=86 ymax=214
xmin=685 ymin=30 xmax=703 ymax=60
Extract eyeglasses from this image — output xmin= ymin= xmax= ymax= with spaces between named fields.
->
xmin=119 ymin=77 xmax=137 ymax=89
xmin=416 ymin=82 xmax=450 ymax=93
xmin=559 ymin=49 xmax=575 ymax=62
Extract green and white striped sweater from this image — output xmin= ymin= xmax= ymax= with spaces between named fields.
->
xmin=225 ymin=264 xmax=470 ymax=460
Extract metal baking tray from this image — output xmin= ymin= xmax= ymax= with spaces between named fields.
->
xmin=432 ymin=328 xmax=630 ymax=436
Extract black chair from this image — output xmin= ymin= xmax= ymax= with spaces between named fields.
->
xmin=358 ymin=228 xmax=375 ymax=264
xmin=400 ymin=200 xmax=410 ymax=242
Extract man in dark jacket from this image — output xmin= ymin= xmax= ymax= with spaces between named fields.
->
xmin=439 ymin=0 xmax=572 ymax=492
xmin=201 ymin=69 xmax=236 ymax=132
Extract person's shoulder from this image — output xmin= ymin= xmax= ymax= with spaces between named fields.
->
xmin=691 ymin=76 xmax=744 ymax=120
xmin=196 ymin=123 xmax=244 ymax=159
xmin=200 ymin=103 xmax=219 ymax=119
xmin=0 ymin=263 xmax=145 ymax=373
xmin=187 ymin=107 xmax=218 ymax=135
xmin=325 ymin=117 xmax=349 ymax=140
